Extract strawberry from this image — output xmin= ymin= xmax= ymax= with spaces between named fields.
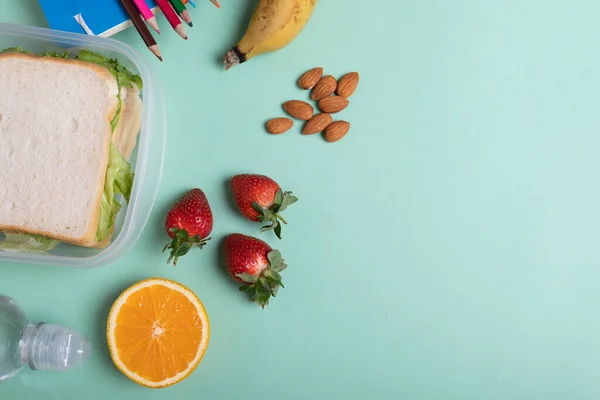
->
xmin=230 ymin=174 xmax=298 ymax=239
xmin=163 ymin=189 xmax=213 ymax=265
xmin=224 ymin=233 xmax=288 ymax=308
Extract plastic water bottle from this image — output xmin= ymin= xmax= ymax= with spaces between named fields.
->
xmin=0 ymin=295 xmax=90 ymax=382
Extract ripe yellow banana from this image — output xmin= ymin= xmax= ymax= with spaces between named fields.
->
xmin=224 ymin=0 xmax=318 ymax=70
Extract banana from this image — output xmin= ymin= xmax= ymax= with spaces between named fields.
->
xmin=224 ymin=0 xmax=318 ymax=70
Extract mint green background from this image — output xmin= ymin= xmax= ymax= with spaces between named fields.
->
xmin=2 ymin=1 xmax=600 ymax=399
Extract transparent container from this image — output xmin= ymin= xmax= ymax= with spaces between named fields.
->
xmin=0 ymin=23 xmax=166 ymax=267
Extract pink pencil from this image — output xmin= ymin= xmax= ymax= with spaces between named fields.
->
xmin=131 ymin=0 xmax=160 ymax=34
xmin=155 ymin=0 xmax=187 ymax=40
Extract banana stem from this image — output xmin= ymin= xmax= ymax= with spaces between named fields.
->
xmin=224 ymin=49 xmax=242 ymax=70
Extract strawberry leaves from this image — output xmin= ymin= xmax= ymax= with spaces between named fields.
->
xmin=163 ymin=228 xmax=211 ymax=266
xmin=253 ymin=278 xmax=272 ymax=307
xmin=236 ymin=250 xmax=287 ymax=308
xmin=235 ymin=273 xmax=259 ymax=283
xmin=253 ymin=189 xmax=298 ymax=239
xmin=267 ymin=250 xmax=287 ymax=273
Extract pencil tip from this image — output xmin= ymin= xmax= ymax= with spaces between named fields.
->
xmin=158 ymin=56 xmax=163 ymax=61
xmin=188 ymin=22 xmax=193 ymax=27
xmin=184 ymin=36 xmax=188 ymax=40
xmin=156 ymin=29 xmax=161 ymax=34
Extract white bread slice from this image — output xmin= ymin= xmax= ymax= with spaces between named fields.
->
xmin=0 ymin=53 xmax=119 ymax=247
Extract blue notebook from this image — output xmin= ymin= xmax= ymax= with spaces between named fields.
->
xmin=38 ymin=0 xmax=160 ymax=37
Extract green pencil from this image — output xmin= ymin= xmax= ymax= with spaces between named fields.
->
xmin=168 ymin=0 xmax=193 ymax=27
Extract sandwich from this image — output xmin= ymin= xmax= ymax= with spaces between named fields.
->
xmin=0 ymin=49 xmax=143 ymax=252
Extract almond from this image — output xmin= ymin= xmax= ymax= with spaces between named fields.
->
xmin=311 ymin=75 xmax=337 ymax=100
xmin=324 ymin=121 xmax=350 ymax=142
xmin=298 ymin=67 xmax=323 ymax=90
xmin=266 ymin=118 xmax=293 ymax=134
xmin=283 ymin=100 xmax=314 ymax=120
xmin=302 ymin=113 xmax=333 ymax=135
xmin=318 ymin=96 xmax=349 ymax=114
xmin=336 ymin=72 xmax=359 ymax=98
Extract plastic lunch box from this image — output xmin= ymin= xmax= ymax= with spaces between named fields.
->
xmin=0 ymin=23 xmax=166 ymax=267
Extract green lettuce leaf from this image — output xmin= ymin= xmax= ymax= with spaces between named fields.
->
xmin=0 ymin=233 xmax=60 ymax=253
xmin=96 ymin=143 xmax=135 ymax=242
xmin=76 ymin=50 xmax=143 ymax=90
xmin=0 ymin=47 xmax=33 ymax=55
xmin=110 ymin=96 xmax=123 ymax=133
xmin=42 ymin=50 xmax=69 ymax=58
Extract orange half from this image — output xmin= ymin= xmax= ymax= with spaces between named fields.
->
xmin=107 ymin=278 xmax=210 ymax=388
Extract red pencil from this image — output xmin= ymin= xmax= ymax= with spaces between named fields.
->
xmin=155 ymin=0 xmax=187 ymax=40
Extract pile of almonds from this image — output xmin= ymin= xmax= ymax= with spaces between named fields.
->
xmin=266 ymin=67 xmax=359 ymax=143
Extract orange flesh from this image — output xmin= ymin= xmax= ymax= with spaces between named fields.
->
xmin=114 ymin=285 xmax=204 ymax=382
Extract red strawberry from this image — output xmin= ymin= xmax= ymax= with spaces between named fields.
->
xmin=163 ymin=189 xmax=213 ymax=265
xmin=230 ymin=174 xmax=298 ymax=239
xmin=224 ymin=233 xmax=288 ymax=308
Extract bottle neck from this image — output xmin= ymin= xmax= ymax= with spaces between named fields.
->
xmin=19 ymin=323 xmax=42 ymax=370
xmin=19 ymin=322 xmax=45 ymax=371
xmin=18 ymin=322 xmax=90 ymax=371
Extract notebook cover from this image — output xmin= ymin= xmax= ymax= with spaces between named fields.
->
xmin=37 ymin=0 xmax=160 ymax=37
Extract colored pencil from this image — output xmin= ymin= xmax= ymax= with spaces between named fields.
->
xmin=209 ymin=0 xmax=220 ymax=8
xmin=168 ymin=0 xmax=193 ymax=27
xmin=118 ymin=0 xmax=162 ymax=61
xmin=132 ymin=0 xmax=160 ymax=33
xmin=155 ymin=0 xmax=187 ymax=39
